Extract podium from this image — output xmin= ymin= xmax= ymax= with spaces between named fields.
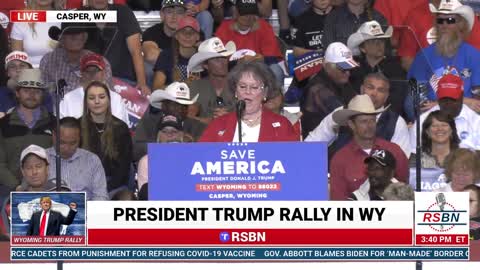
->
xmin=148 ymin=142 xmax=329 ymax=201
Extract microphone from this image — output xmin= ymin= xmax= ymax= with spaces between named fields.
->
xmin=57 ymin=79 xmax=67 ymax=89
xmin=236 ymin=100 xmax=246 ymax=118
xmin=236 ymin=100 xmax=246 ymax=143
xmin=57 ymin=79 xmax=68 ymax=100
xmin=436 ymin=193 xmax=446 ymax=211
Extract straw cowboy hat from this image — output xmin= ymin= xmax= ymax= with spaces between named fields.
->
xmin=150 ymin=82 xmax=199 ymax=107
xmin=347 ymin=20 xmax=393 ymax=56
xmin=332 ymin=94 xmax=386 ymax=126
xmin=16 ymin=69 xmax=46 ymax=89
xmin=429 ymin=0 xmax=475 ymax=31
xmin=187 ymin=37 xmax=236 ymax=73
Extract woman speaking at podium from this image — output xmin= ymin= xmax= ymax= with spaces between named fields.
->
xmin=199 ymin=61 xmax=298 ymax=142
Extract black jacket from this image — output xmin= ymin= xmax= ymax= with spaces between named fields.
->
xmin=27 ymin=209 xmax=77 ymax=236
xmin=300 ymin=70 xmax=356 ymax=138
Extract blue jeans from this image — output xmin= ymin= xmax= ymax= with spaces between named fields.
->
xmin=144 ymin=61 xmax=154 ymax=88
xmin=269 ymin=63 xmax=286 ymax=91
xmin=196 ymin=11 xmax=214 ymax=39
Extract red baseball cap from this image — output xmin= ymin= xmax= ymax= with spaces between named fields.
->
xmin=436 ymin=74 xmax=464 ymax=100
xmin=80 ymin=53 xmax=105 ymax=71
xmin=176 ymin=16 xmax=200 ymax=33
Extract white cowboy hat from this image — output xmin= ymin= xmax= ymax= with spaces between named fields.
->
xmin=229 ymin=49 xmax=257 ymax=61
xmin=332 ymin=94 xmax=386 ymax=126
xmin=150 ymin=82 xmax=199 ymax=107
xmin=187 ymin=37 xmax=236 ymax=73
xmin=347 ymin=20 xmax=393 ymax=56
xmin=429 ymin=0 xmax=475 ymax=31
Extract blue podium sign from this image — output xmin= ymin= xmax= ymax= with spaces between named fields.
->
xmin=148 ymin=142 xmax=328 ymax=200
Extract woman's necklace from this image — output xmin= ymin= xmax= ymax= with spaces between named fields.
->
xmin=94 ymin=123 xmax=105 ymax=133
xmin=242 ymin=114 xmax=262 ymax=128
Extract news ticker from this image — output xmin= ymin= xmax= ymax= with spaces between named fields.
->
xmin=9 ymin=10 xmax=117 ymax=23
xmin=11 ymin=247 xmax=469 ymax=261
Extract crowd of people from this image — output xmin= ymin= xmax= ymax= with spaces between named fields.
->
xmin=0 ymin=0 xmax=480 ymax=240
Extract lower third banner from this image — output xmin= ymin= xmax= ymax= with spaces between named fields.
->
xmin=11 ymin=247 xmax=469 ymax=261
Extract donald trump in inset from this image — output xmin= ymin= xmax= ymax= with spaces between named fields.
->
xmin=26 ymin=196 xmax=77 ymax=236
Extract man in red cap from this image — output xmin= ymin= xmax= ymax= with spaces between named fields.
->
xmin=59 ymin=53 xmax=129 ymax=126
xmin=410 ymin=74 xmax=480 ymax=151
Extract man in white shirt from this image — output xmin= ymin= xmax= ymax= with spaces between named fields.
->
xmin=59 ymin=53 xmax=130 ymax=126
xmin=47 ymin=117 xmax=109 ymax=201
xmin=305 ymin=72 xmax=411 ymax=157
xmin=410 ymin=74 xmax=480 ymax=151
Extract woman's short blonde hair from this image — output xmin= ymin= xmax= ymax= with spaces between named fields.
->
xmin=444 ymin=148 xmax=480 ymax=183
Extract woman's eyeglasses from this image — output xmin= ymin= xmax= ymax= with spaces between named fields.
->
xmin=237 ymin=84 xmax=264 ymax=93
xmin=436 ymin=17 xmax=457 ymax=25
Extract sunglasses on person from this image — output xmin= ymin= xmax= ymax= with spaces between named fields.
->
xmin=436 ymin=17 xmax=457 ymax=25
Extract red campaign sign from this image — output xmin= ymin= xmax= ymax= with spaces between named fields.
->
xmin=112 ymin=78 xmax=149 ymax=128
xmin=87 ymin=228 xmax=413 ymax=246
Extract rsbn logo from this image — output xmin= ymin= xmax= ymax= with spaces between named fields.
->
xmin=417 ymin=193 xmax=467 ymax=232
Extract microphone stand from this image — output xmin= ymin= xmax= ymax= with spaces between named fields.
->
xmin=237 ymin=117 xmax=243 ymax=143
xmin=55 ymin=79 xmax=67 ymax=192
xmin=236 ymin=100 xmax=245 ymax=143
xmin=411 ymin=78 xmax=423 ymax=270
xmin=54 ymin=79 xmax=66 ymax=270
xmin=410 ymin=79 xmax=422 ymax=193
